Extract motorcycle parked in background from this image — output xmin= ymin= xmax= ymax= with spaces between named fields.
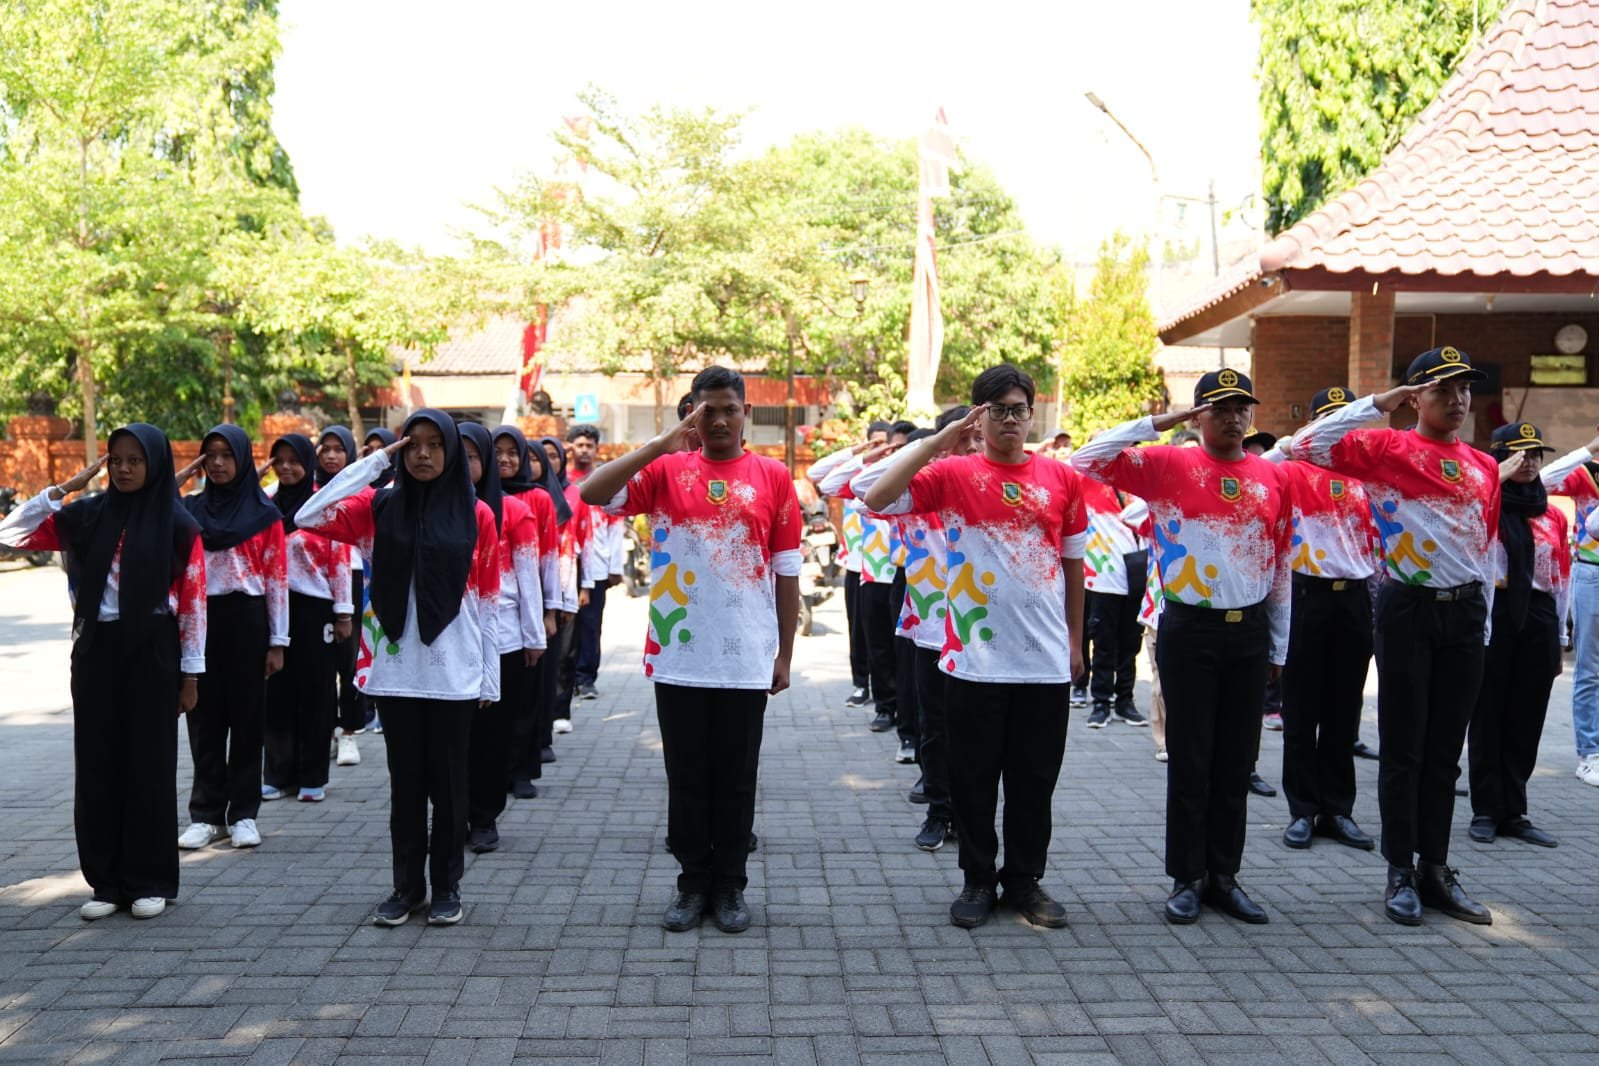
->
xmin=797 ymin=501 xmax=837 ymax=637
xmin=0 ymin=487 xmax=55 ymax=566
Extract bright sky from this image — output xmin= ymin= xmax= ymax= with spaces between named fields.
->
xmin=273 ymin=0 xmax=1262 ymax=267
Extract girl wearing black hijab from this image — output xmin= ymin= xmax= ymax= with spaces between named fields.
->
xmin=262 ymin=434 xmax=353 ymax=803
xmin=538 ymin=436 xmax=592 ymax=737
xmin=459 ymin=422 xmax=547 ymax=852
xmin=1468 ymin=422 xmax=1570 ymax=848
xmin=363 ymin=428 xmax=399 ymax=488
xmin=295 ymin=409 xmax=502 ymax=927
xmin=0 ymin=425 xmax=206 ymax=920
xmin=176 ymin=424 xmax=288 ymax=852
xmin=317 ymin=426 xmax=369 ymax=757
xmin=492 ymin=425 xmax=565 ymax=792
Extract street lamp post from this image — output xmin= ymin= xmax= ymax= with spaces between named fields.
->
xmin=1084 ymin=92 xmax=1161 ymax=318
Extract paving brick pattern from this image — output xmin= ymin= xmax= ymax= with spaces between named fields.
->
xmin=1 ymin=564 xmax=1597 ymax=1063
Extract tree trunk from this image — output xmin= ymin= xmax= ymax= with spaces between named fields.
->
xmin=219 ymin=331 xmax=236 ymax=424
xmin=76 ymin=137 xmax=97 ymax=462
xmin=76 ymin=339 xmax=98 ymax=463
xmin=345 ymin=342 xmax=363 ymax=437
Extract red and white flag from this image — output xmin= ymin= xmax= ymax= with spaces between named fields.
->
xmin=907 ymin=108 xmax=955 ymax=415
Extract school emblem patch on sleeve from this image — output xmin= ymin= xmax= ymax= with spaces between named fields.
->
xmin=1219 ymin=476 xmax=1241 ymax=502
xmin=1440 ymin=459 xmax=1462 ymax=483
xmin=1329 ymin=478 xmax=1346 ymax=500
xmin=1001 ymin=482 xmax=1023 ymax=507
xmin=706 ymin=479 xmax=729 ymax=505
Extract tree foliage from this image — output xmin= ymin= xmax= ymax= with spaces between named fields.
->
xmin=1057 ymin=233 xmax=1162 ymax=439
xmin=1254 ymin=0 xmax=1504 ymax=233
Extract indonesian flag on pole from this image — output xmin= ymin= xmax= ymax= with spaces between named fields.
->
xmin=907 ymin=109 xmax=955 ymax=415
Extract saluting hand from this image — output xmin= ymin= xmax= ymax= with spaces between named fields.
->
xmin=935 ymin=404 xmax=988 ymax=451
xmin=1498 ymin=451 xmax=1529 ymax=483
xmin=654 ymin=404 xmax=706 ymax=455
xmin=54 ymin=455 xmax=107 ymax=497
xmin=1151 ymin=405 xmax=1210 ymax=433
xmin=383 ymin=435 xmax=411 ymax=458
xmin=1373 ymin=383 xmax=1428 ymax=413
xmin=860 ymin=439 xmax=902 ymax=465
xmin=175 ymin=454 xmax=205 ymax=487
xmin=256 ymin=459 xmax=274 ymax=481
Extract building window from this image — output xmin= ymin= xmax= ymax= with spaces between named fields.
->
xmin=1530 ymin=354 xmax=1588 ymax=386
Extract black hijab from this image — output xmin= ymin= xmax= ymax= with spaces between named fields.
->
xmin=270 ymin=435 xmax=317 ymax=535
xmin=185 ymin=424 xmax=280 ymax=551
xmin=369 ymin=409 xmax=478 ymax=646
xmin=364 ymin=428 xmax=398 ymax=488
xmin=458 ymin=422 xmax=503 ymax=533
xmin=539 ymin=436 xmax=571 ymax=489
xmin=55 ymin=424 xmax=200 ymax=648
xmin=316 ymin=426 xmax=358 ymax=489
xmin=1492 ymin=444 xmax=1550 ymax=631
xmin=492 ymin=425 xmax=572 ymax=525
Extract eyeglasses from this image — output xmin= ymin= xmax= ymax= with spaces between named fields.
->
xmin=985 ymin=403 xmax=1033 ymax=423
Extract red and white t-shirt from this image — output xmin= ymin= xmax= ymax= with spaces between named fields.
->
xmin=507 ymin=487 xmax=564 ymax=612
xmin=1265 ymin=455 xmax=1380 ymax=581
xmin=557 ymin=483 xmax=592 ymax=611
xmin=495 ymin=493 xmax=546 ymax=654
xmin=202 ymin=523 xmax=290 ymax=647
xmin=1081 ymin=478 xmax=1145 ymax=596
xmin=1543 ymin=449 xmax=1599 ymax=566
xmin=0 ymin=489 xmax=209 ymax=673
xmin=875 ymin=453 xmax=1088 ymax=684
xmin=283 ymin=524 xmax=354 ymax=614
xmin=605 ymin=449 xmax=803 ymax=690
xmin=571 ymin=466 xmax=626 ymax=589
xmin=1072 ymin=418 xmax=1293 ymax=665
xmin=294 ymin=450 xmax=502 ymax=703
xmin=1288 ymin=395 xmax=1500 ymax=595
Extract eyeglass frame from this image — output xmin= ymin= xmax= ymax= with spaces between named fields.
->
xmin=984 ymin=403 xmax=1034 ymax=423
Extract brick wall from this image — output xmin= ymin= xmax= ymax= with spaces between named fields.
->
xmin=1250 ymin=316 xmax=1350 ymax=435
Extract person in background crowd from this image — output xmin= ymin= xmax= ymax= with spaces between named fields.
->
xmin=1079 ymin=462 xmax=1148 ymax=730
xmin=541 ymin=436 xmax=591 ymax=738
xmin=809 ymin=427 xmax=889 ymax=711
xmin=1287 ymin=347 xmax=1499 ymax=927
xmin=581 ymin=366 xmax=801 ymax=934
xmin=0 ymin=427 xmax=205 ymax=920
xmin=317 ymin=426 xmax=366 ymax=766
xmin=566 ymin=424 xmax=626 ymax=702
xmin=296 ymin=411 xmax=501 ymax=927
xmin=1539 ymin=426 xmax=1599 ymax=787
xmin=177 ymin=425 xmax=287 ymax=852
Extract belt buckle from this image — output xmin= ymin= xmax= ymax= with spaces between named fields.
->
xmin=1435 ymin=587 xmax=1455 ymax=602
xmin=1331 ymin=580 xmax=1347 ymax=591
xmin=1224 ymin=610 xmax=1243 ymax=623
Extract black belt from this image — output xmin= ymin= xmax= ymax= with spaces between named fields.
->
xmin=1389 ymin=579 xmax=1482 ymax=603
xmin=1292 ymin=573 xmax=1369 ymax=593
xmin=1162 ymin=600 xmax=1267 ymax=624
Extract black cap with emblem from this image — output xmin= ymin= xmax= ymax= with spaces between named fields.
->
xmin=1310 ymin=385 xmax=1352 ymax=417
xmin=1403 ymin=346 xmax=1487 ymax=386
xmin=1194 ymin=367 xmax=1259 ymax=405
xmin=1489 ymin=421 xmax=1553 ymax=455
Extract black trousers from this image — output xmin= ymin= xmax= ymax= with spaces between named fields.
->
xmin=187 ymin=593 xmax=268 ymax=826
xmin=543 ymin=616 xmax=578 ymax=738
xmin=1373 ymin=581 xmax=1487 ymax=867
xmin=72 ymin=618 xmax=180 ymax=903
xmin=890 ymin=567 xmax=919 ymax=746
xmin=860 ymin=578 xmax=898 ymax=718
xmin=378 ymin=696 xmax=474 ymax=899
xmin=1087 ymin=552 xmax=1147 ymax=709
xmin=914 ymin=645 xmax=954 ymax=823
xmin=574 ymin=581 xmax=608 ymax=687
xmin=1280 ymin=575 xmax=1372 ymax=820
xmin=844 ymin=569 xmax=869 ymax=691
xmin=1156 ymin=601 xmax=1271 ymax=882
xmin=508 ymin=656 xmax=546 ymax=784
xmin=263 ymin=592 xmax=337 ymax=792
xmin=655 ymin=682 xmax=767 ymax=893
xmin=336 ymin=569 xmax=366 ymax=734
xmin=470 ymin=652 xmax=535 ymax=829
xmin=1469 ymin=591 xmax=1560 ymax=824
xmin=944 ymin=676 xmax=1069 ymax=890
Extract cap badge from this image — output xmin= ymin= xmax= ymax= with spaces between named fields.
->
xmin=1327 ymin=387 xmax=1346 ymax=403
xmin=1219 ymin=476 xmax=1241 ymax=502
xmin=1440 ymin=459 xmax=1462 ymax=483
xmin=1218 ymin=369 xmax=1239 ymax=388
xmin=1518 ymin=423 xmax=1538 ymax=440
xmin=1440 ymin=346 xmax=1462 ymax=363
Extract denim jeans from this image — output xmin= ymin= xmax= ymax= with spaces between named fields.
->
xmin=1571 ymin=563 xmax=1599 ymax=758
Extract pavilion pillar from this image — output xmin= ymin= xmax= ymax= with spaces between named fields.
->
xmin=1348 ymin=290 xmax=1396 ymax=405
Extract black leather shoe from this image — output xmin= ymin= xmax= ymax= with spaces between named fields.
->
xmin=1453 ymin=785 xmax=1467 ymax=797
xmin=748 ymin=831 xmax=758 ymax=853
xmin=1468 ymin=815 xmax=1497 ymax=843
xmin=1417 ymin=862 xmax=1492 ymax=925
xmin=949 ymin=884 xmax=997 ymax=928
xmin=1203 ymin=874 xmax=1268 ymax=924
xmin=908 ymin=777 xmax=929 ymax=804
xmin=468 ymin=826 xmax=500 ymax=853
xmin=709 ymin=888 xmax=751 ymax=933
xmin=539 ymin=746 xmax=557 ymax=764
xmin=1499 ymin=817 xmax=1557 ymax=848
xmin=1282 ymin=816 xmax=1314 ymax=849
xmin=510 ymin=778 xmax=539 ymax=800
xmin=1352 ymin=740 xmax=1379 ymax=761
xmin=869 ymin=712 xmax=894 ymax=733
xmin=661 ymin=891 xmax=708 ymax=932
xmin=1248 ymin=773 xmax=1277 ymax=798
xmin=1164 ymin=879 xmax=1203 ymax=924
xmin=1384 ymin=866 xmax=1423 ymax=926
xmin=1315 ymin=814 xmax=1375 ymax=851
xmin=1003 ymin=880 xmax=1068 ymax=928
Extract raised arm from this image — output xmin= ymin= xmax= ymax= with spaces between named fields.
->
xmin=295 ymin=441 xmax=402 ymax=550
xmin=861 ymin=406 xmax=984 ymax=513
xmin=580 ymin=403 xmax=704 ymax=507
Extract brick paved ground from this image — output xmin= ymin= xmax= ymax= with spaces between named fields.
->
xmin=1 ymin=561 xmax=1597 ymax=1064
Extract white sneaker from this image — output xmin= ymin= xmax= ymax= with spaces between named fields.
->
xmin=130 ymin=897 xmax=166 ymax=919
xmin=1577 ymin=754 xmax=1599 ymax=786
xmin=230 ymin=818 xmax=262 ymax=848
xmin=336 ymin=735 xmax=361 ymax=766
xmin=552 ymin=718 xmax=573 ymax=735
xmin=177 ymin=822 xmax=223 ymax=849
xmin=1155 ymin=749 xmax=1169 ymax=763
xmin=261 ymin=785 xmax=286 ymax=801
xmin=80 ymin=899 xmax=117 ymax=920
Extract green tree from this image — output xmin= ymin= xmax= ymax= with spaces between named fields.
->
xmin=1255 ymin=0 xmax=1504 ymax=233
xmin=1057 ymin=233 xmax=1162 ymax=439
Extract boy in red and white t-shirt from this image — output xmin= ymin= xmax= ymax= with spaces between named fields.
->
xmin=581 ymin=366 xmax=802 ymax=937
xmin=1073 ymin=368 xmax=1292 ymax=928
xmin=864 ymin=365 xmax=1087 ymax=932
